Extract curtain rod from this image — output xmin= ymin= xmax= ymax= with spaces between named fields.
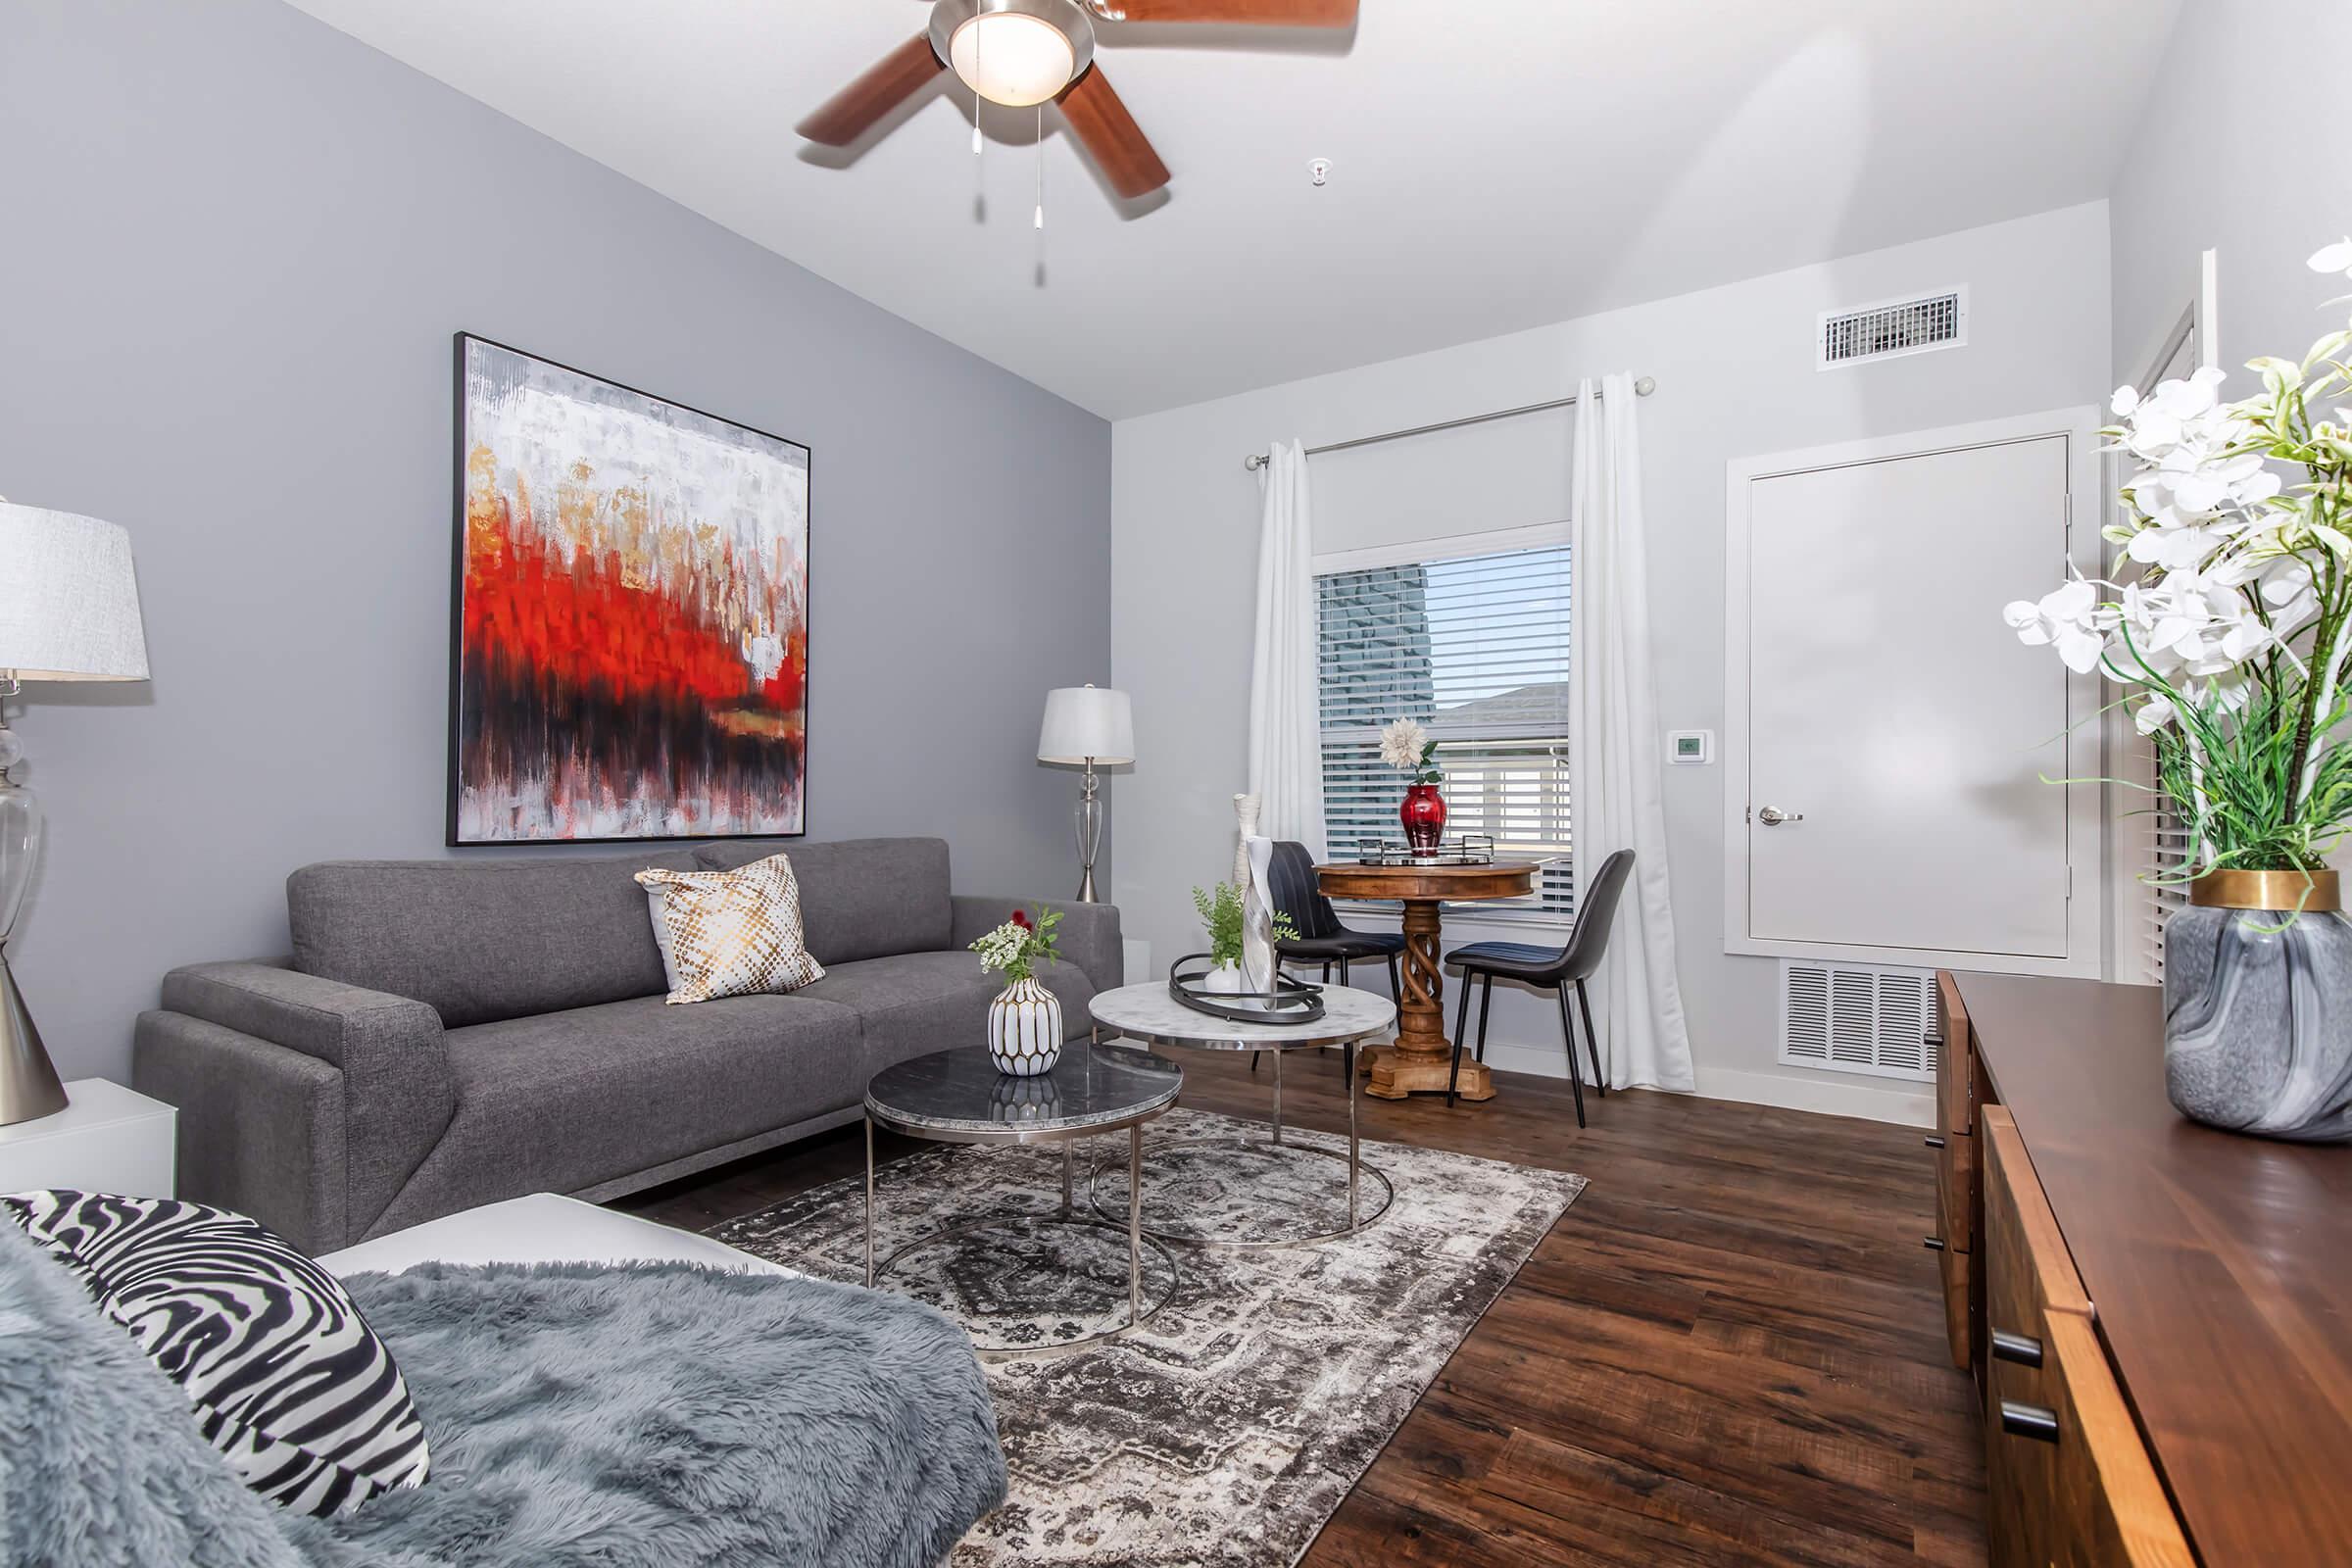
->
xmin=1243 ymin=375 xmax=1656 ymax=472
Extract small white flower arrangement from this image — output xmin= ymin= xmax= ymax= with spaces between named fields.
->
xmin=1379 ymin=717 xmax=1442 ymax=783
xmin=970 ymin=906 xmax=1060 ymax=986
xmin=2003 ymin=236 xmax=2352 ymax=878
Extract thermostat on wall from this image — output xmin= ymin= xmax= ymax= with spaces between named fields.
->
xmin=1667 ymin=729 xmax=1713 ymax=765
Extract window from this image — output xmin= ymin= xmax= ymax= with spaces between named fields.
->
xmin=1314 ymin=540 xmax=1575 ymax=918
xmin=2125 ymin=308 xmax=2200 ymax=985
xmin=2145 ymin=796 xmax=2193 ymax=979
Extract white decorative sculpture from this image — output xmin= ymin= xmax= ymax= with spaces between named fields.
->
xmin=1242 ymin=835 xmax=1278 ymax=1004
xmin=1232 ymin=794 xmax=1277 ymax=1004
xmin=1232 ymin=794 xmax=1259 ymax=891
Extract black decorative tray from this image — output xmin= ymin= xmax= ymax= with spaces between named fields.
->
xmin=1348 ymin=834 xmax=1496 ymax=867
xmin=1167 ymin=954 xmax=1328 ymax=1026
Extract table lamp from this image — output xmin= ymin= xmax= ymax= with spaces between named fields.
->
xmin=0 ymin=502 xmax=151 ymax=1125
xmin=1038 ymin=685 xmax=1133 ymax=903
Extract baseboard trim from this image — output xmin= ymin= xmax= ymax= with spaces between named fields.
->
xmin=1477 ymin=1040 xmax=1932 ymax=1127
xmin=1690 ymin=1065 xmax=1934 ymax=1128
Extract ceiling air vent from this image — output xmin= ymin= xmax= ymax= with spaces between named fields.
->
xmin=1780 ymin=960 xmax=1938 ymax=1081
xmin=1818 ymin=286 xmax=1968 ymax=369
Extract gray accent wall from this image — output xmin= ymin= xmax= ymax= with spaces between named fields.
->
xmin=0 ymin=0 xmax=1112 ymax=1082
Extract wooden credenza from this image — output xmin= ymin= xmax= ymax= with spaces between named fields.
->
xmin=1934 ymin=972 xmax=2352 ymax=1565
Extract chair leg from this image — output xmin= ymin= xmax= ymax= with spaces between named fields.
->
xmin=1447 ymin=968 xmax=1474 ymax=1107
xmin=1475 ymin=974 xmax=1494 ymax=1064
xmin=1250 ymin=1051 xmax=1260 ymax=1073
xmin=1555 ymin=984 xmax=1588 ymax=1129
xmin=1320 ymin=961 xmax=1331 ymax=983
xmin=1384 ymin=952 xmax=1400 ymax=1002
xmin=1576 ymin=979 xmax=1606 ymax=1096
xmin=1339 ymin=956 xmax=1351 ymax=988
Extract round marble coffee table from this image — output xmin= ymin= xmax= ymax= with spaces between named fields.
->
xmin=862 ymin=1041 xmax=1183 ymax=1360
xmin=1085 ymin=980 xmax=1397 ymax=1248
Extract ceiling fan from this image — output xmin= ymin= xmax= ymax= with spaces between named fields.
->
xmin=797 ymin=0 xmax=1359 ymax=201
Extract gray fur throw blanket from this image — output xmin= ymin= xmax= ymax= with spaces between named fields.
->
xmin=0 ymin=1219 xmax=1005 ymax=1568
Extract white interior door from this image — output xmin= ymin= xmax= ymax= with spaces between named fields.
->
xmin=1727 ymin=414 xmax=2100 ymax=972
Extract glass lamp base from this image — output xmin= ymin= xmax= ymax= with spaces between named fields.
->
xmin=0 ymin=951 xmax=66 ymax=1126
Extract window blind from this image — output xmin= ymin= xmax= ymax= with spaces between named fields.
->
xmin=1315 ymin=544 xmax=1575 ymax=919
xmin=2145 ymin=794 xmax=2193 ymax=981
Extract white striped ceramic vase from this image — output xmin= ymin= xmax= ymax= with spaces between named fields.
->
xmin=987 ymin=977 xmax=1063 ymax=1076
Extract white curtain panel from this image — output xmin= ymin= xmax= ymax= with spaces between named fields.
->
xmin=1248 ymin=440 xmax=1328 ymax=858
xmin=1570 ymin=375 xmax=1696 ymax=1091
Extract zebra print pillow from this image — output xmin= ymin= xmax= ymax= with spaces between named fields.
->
xmin=2 ymin=1190 xmax=430 ymax=1516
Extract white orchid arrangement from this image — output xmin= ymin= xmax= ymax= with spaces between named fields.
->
xmin=2004 ymin=238 xmax=2352 ymax=876
xmin=1378 ymin=717 xmax=1443 ymax=784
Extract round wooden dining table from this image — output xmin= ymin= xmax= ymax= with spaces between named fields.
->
xmin=1312 ymin=860 xmax=1540 ymax=1102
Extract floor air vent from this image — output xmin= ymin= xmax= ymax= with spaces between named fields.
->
xmin=1779 ymin=961 xmax=1938 ymax=1081
xmin=1818 ymin=287 xmax=1967 ymax=368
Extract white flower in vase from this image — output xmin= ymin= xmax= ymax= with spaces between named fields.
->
xmin=1379 ymin=717 xmax=1432 ymax=771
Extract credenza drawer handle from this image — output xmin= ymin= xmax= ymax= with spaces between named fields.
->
xmin=1925 ymin=1135 xmax=1946 ymax=1150
xmin=2000 ymin=1400 xmax=2060 ymax=1444
xmin=1991 ymin=1329 xmax=2044 ymax=1368
xmin=1923 ymin=1236 xmax=1945 ymax=1251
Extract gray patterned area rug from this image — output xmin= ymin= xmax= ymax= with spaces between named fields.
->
xmin=709 ymin=1107 xmax=1584 ymax=1568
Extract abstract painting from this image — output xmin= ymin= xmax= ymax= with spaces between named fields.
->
xmin=450 ymin=335 xmax=809 ymax=844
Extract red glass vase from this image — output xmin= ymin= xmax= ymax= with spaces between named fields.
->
xmin=1400 ymin=783 xmax=1446 ymax=856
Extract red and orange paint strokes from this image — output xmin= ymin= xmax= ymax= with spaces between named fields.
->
xmin=451 ymin=337 xmax=808 ymax=844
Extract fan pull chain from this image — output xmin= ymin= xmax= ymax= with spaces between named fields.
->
xmin=971 ymin=21 xmax=984 ymax=156
xmin=1034 ymin=105 xmax=1046 ymax=230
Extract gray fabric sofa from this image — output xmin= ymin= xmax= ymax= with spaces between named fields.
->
xmin=133 ymin=837 xmax=1118 ymax=1255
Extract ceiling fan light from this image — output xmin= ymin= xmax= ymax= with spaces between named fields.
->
xmin=949 ymin=11 xmax=1078 ymax=107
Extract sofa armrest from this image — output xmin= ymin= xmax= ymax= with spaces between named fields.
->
xmin=153 ymin=960 xmax=456 ymax=1245
xmin=952 ymin=896 xmax=1122 ymax=995
xmin=132 ymin=1010 xmax=347 ymax=1254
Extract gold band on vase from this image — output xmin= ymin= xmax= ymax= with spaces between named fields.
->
xmin=2189 ymin=868 xmax=2343 ymax=912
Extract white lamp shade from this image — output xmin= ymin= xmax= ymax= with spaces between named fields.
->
xmin=0 ymin=504 xmax=150 ymax=681
xmin=1038 ymin=686 xmax=1133 ymax=764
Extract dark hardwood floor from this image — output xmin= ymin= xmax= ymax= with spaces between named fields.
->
xmin=618 ymin=1054 xmax=1986 ymax=1567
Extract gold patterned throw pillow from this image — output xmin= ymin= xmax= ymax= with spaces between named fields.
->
xmin=635 ymin=854 xmax=824 ymax=1004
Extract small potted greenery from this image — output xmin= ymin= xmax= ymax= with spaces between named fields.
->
xmin=970 ymin=906 xmax=1063 ymax=1075
xmin=1192 ymin=881 xmax=1298 ymax=999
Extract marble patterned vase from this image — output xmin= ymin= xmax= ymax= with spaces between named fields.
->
xmin=2163 ymin=869 xmax=2352 ymax=1142
xmin=987 ymin=977 xmax=1063 ymax=1077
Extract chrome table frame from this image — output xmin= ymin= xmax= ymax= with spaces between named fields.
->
xmin=863 ymin=1093 xmax=1180 ymax=1362
xmin=1084 ymin=986 xmax=1398 ymax=1250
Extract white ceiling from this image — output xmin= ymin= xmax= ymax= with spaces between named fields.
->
xmin=283 ymin=0 xmax=2179 ymax=419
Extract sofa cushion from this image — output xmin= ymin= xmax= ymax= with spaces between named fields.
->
xmin=693 ymin=837 xmax=952 ymax=965
xmin=289 ymin=852 xmax=698 ymax=1027
xmin=432 ymin=994 xmax=864 ymax=1200
xmin=798 ymin=950 xmax=1097 ymax=1079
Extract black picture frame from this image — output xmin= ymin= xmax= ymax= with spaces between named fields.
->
xmin=446 ymin=331 xmax=812 ymax=846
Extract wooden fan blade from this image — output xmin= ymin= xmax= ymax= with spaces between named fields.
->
xmin=1103 ymin=0 xmax=1355 ymax=24
xmin=797 ymin=34 xmax=943 ymax=145
xmin=1056 ymin=66 xmax=1171 ymax=199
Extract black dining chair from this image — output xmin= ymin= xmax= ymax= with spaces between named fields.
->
xmin=1250 ymin=839 xmax=1404 ymax=1074
xmin=1444 ymin=849 xmax=1636 ymax=1124
xmin=1264 ymin=840 xmax=1404 ymax=995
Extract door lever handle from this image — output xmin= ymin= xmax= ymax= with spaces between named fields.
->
xmin=1756 ymin=806 xmax=1804 ymax=826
